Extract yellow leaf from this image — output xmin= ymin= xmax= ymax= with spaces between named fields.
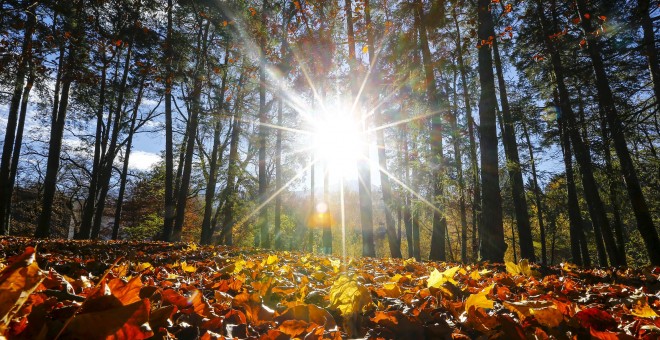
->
xmin=631 ymin=301 xmax=659 ymax=318
xmin=180 ymin=261 xmax=196 ymax=273
xmin=427 ymin=266 xmax=460 ymax=288
xmin=330 ymin=258 xmax=341 ymax=272
xmin=362 ymin=45 xmax=368 ymax=53
xmin=469 ymin=270 xmax=482 ymax=280
xmin=233 ymin=259 xmax=246 ymax=274
xmin=505 ymin=259 xmax=539 ymax=277
xmin=379 ymin=282 xmax=402 ymax=298
xmin=266 ymin=254 xmax=278 ymax=265
xmin=136 ymin=262 xmax=153 ymax=272
xmin=328 ymin=275 xmax=374 ymax=316
xmin=464 ymin=284 xmax=494 ymax=311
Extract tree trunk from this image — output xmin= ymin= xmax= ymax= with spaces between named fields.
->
xmin=92 ymin=39 xmax=135 ymax=239
xmin=522 ymin=122 xmax=547 ymax=266
xmin=539 ymin=0 xmax=614 ymax=266
xmin=414 ymin=0 xmax=447 ymax=262
xmin=365 ymin=0 xmax=401 ymax=258
xmin=491 ymin=37 xmax=535 ymax=262
xmin=112 ymin=79 xmax=145 ymax=240
xmin=401 ymin=121 xmax=414 ymax=259
xmin=172 ymin=21 xmax=210 ymax=242
xmin=257 ymin=0 xmax=270 ymax=249
xmin=162 ymin=0 xmax=175 ymax=241
xmin=36 ymin=40 xmax=73 ymax=238
xmin=345 ymin=0 xmax=375 ymax=257
xmin=4 ymin=56 xmax=35 ymax=232
xmin=0 ymin=8 xmax=35 ymax=234
xmin=476 ymin=0 xmax=506 ymax=262
xmin=200 ymin=44 xmax=229 ymax=245
xmin=601 ymin=113 xmax=627 ymax=264
xmin=452 ymin=8 xmax=482 ymax=262
xmin=637 ymin=0 xmax=660 ymax=110
xmin=575 ymin=0 xmax=660 ymax=265
xmin=218 ymin=63 xmax=247 ymax=245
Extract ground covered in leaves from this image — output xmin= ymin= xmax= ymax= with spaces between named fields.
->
xmin=1 ymin=237 xmax=660 ymax=339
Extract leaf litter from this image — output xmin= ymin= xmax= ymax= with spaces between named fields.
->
xmin=0 ymin=236 xmax=659 ymax=339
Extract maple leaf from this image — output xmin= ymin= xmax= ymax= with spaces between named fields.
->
xmin=464 ymin=284 xmax=494 ymax=311
xmin=427 ymin=266 xmax=460 ymax=288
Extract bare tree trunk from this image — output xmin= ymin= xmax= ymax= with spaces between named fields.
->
xmin=112 ymin=79 xmax=145 ymax=240
xmin=522 ymin=122 xmax=547 ymax=266
xmin=200 ymin=43 xmax=229 ymax=245
xmin=4 ymin=57 xmax=35 ymax=233
xmin=218 ymin=63 xmax=247 ymax=245
xmin=576 ymin=0 xmax=660 ymax=265
xmin=256 ymin=0 xmax=271 ymax=249
xmin=345 ymin=0 xmax=375 ymax=257
xmin=365 ymin=0 xmax=401 ymax=258
xmin=92 ymin=39 xmax=135 ymax=239
xmin=414 ymin=0 xmax=447 ymax=262
xmin=452 ymin=8 xmax=481 ymax=262
xmin=476 ymin=0 xmax=506 ymax=262
xmin=36 ymin=31 xmax=75 ymax=238
xmin=162 ymin=0 xmax=175 ymax=241
xmin=0 ymin=7 xmax=35 ymax=234
xmin=491 ymin=37 xmax=535 ymax=262
xmin=637 ymin=0 xmax=660 ymax=111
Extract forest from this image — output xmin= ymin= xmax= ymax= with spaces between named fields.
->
xmin=2 ymin=0 xmax=660 ymax=338
xmin=1 ymin=0 xmax=659 ymax=268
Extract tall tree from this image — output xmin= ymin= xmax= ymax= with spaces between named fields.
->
xmin=161 ymin=0 xmax=176 ymax=242
xmin=0 ymin=3 xmax=36 ymax=234
xmin=575 ymin=0 xmax=660 ymax=265
xmin=345 ymin=0 xmax=376 ymax=257
xmin=365 ymin=0 xmax=401 ymax=258
xmin=490 ymin=32 xmax=535 ymax=262
xmin=414 ymin=0 xmax=447 ymax=261
xmin=36 ymin=2 xmax=84 ymax=238
xmin=476 ymin=0 xmax=506 ymax=262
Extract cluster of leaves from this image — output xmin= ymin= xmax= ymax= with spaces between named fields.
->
xmin=1 ymin=237 xmax=659 ymax=339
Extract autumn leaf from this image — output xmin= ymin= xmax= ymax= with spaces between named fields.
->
xmin=505 ymin=259 xmax=539 ymax=277
xmin=328 ymin=275 xmax=373 ymax=317
xmin=274 ymin=304 xmax=336 ymax=329
xmin=630 ymin=300 xmax=659 ymax=318
xmin=427 ymin=266 xmax=460 ymax=288
xmin=464 ymin=284 xmax=494 ymax=311
xmin=0 ymin=247 xmax=45 ymax=333
xmin=63 ymin=298 xmax=153 ymax=339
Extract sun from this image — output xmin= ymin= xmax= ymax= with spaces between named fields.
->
xmin=312 ymin=105 xmax=364 ymax=177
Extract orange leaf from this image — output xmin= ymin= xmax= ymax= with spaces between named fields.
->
xmin=0 ymin=247 xmax=45 ymax=333
xmin=63 ymin=299 xmax=153 ymax=339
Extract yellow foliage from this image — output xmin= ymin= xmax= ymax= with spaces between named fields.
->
xmin=329 ymin=275 xmax=374 ymax=317
xmin=180 ymin=261 xmax=196 ymax=273
xmin=427 ymin=266 xmax=460 ymax=288
xmin=505 ymin=259 xmax=540 ymax=277
xmin=464 ymin=284 xmax=494 ymax=311
xmin=631 ymin=301 xmax=659 ymax=318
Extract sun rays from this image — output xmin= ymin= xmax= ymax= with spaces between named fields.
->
xmin=222 ymin=5 xmax=443 ymax=255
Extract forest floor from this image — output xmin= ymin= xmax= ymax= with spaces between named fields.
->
xmin=1 ymin=237 xmax=659 ymax=339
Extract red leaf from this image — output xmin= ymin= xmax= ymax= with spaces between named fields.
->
xmin=575 ymin=308 xmax=618 ymax=332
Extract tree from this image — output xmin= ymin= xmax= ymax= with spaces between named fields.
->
xmin=476 ymin=0 xmax=506 ymax=262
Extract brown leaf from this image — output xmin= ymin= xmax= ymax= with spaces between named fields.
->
xmin=0 ymin=247 xmax=45 ymax=333
xmin=63 ymin=299 xmax=153 ymax=339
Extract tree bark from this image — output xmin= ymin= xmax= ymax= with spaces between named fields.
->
xmin=452 ymin=8 xmax=482 ymax=262
xmin=162 ymin=0 xmax=175 ymax=241
xmin=414 ymin=0 xmax=447 ymax=262
xmin=637 ymin=0 xmax=660 ymax=111
xmin=522 ymin=122 xmax=547 ymax=266
xmin=0 ymin=7 xmax=35 ymax=234
xmin=257 ymin=0 xmax=270 ymax=249
xmin=112 ymin=79 xmax=145 ymax=240
xmin=491 ymin=37 xmax=535 ymax=262
xmin=476 ymin=0 xmax=506 ymax=262
xmin=172 ymin=21 xmax=210 ymax=242
xmin=200 ymin=43 xmax=229 ymax=245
